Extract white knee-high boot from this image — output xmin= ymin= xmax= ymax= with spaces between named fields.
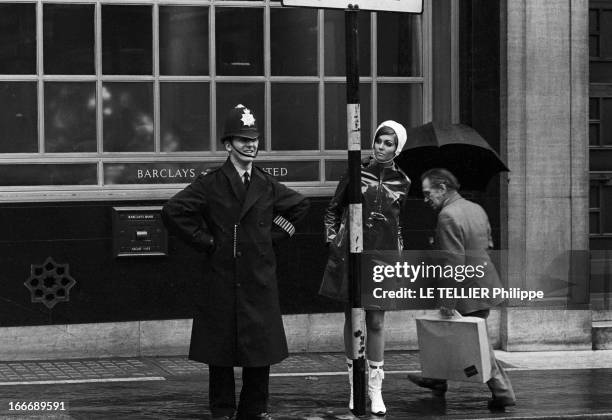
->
xmin=368 ymin=360 xmax=386 ymax=416
xmin=346 ymin=358 xmax=354 ymax=410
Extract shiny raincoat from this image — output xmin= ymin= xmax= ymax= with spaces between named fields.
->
xmin=319 ymin=158 xmax=411 ymax=301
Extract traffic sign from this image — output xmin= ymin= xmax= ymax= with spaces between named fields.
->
xmin=281 ymin=0 xmax=422 ymax=13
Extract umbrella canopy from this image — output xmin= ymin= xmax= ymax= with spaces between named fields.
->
xmin=395 ymin=122 xmax=509 ymax=194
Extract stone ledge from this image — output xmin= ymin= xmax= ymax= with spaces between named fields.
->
xmin=0 ymin=308 xmax=504 ymax=361
xmin=501 ymin=308 xmax=592 ymax=351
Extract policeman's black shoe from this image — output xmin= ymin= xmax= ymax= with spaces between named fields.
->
xmin=487 ymin=396 xmax=516 ymax=411
xmin=406 ymin=374 xmax=448 ymax=397
xmin=235 ymin=412 xmax=273 ymax=420
xmin=212 ymin=415 xmax=234 ymax=420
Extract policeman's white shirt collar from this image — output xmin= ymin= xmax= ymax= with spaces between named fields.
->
xmin=233 ymin=164 xmax=252 ymax=180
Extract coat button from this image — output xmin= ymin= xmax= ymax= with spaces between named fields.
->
xmin=236 ymin=251 xmax=242 ymax=257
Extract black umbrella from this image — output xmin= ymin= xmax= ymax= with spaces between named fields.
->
xmin=395 ymin=122 xmax=509 ymax=194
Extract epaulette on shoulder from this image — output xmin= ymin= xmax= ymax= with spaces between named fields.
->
xmin=200 ymin=166 xmax=220 ymax=177
xmin=195 ymin=166 xmax=220 ymax=183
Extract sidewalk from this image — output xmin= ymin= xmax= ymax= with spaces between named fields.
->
xmin=0 ymin=350 xmax=610 ymax=419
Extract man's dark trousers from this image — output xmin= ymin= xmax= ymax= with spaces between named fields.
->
xmin=461 ymin=309 xmax=514 ymax=401
xmin=209 ymin=365 xmax=270 ymax=417
xmin=421 ymin=310 xmax=514 ymax=400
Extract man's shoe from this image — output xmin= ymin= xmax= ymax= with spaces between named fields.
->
xmin=212 ymin=415 xmax=234 ymax=420
xmin=406 ymin=374 xmax=448 ymax=397
xmin=487 ymin=397 xmax=516 ymax=411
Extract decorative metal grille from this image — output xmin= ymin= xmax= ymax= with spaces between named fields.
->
xmin=24 ymin=257 xmax=76 ymax=309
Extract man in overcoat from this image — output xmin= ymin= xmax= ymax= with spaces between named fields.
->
xmin=162 ymin=104 xmax=310 ymax=420
xmin=407 ymin=168 xmax=516 ymax=411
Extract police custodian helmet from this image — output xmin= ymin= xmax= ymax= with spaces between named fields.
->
xmin=221 ymin=104 xmax=260 ymax=142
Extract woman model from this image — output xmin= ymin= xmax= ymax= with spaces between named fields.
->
xmin=319 ymin=120 xmax=411 ymax=416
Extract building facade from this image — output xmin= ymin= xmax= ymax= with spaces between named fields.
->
xmin=0 ymin=0 xmax=607 ymax=359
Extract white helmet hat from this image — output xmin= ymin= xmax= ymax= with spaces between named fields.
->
xmin=372 ymin=120 xmax=407 ymax=157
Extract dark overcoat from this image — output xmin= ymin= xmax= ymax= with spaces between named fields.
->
xmin=162 ymin=158 xmax=309 ymax=367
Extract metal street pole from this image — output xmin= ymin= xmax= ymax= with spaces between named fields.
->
xmin=345 ymin=6 xmax=366 ymax=416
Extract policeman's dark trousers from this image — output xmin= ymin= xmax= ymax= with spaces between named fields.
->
xmin=209 ymin=365 xmax=270 ymax=418
xmin=463 ymin=309 xmax=515 ymax=402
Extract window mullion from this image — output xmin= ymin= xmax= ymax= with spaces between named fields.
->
xmin=599 ymin=98 xmax=603 ymax=146
xmin=37 ymin=1 xmax=44 ymax=154
xmin=318 ymin=8 xmax=324 ymax=177
xmin=210 ymin=2 xmax=217 ymax=152
xmin=96 ymin=1 xmax=103 ymax=159
xmin=600 ymin=184 xmax=604 ymax=234
xmin=153 ymin=3 xmax=160 ymax=153
xmin=422 ymin=0 xmax=432 ymax=124
xmin=371 ymin=10 xmax=377 ymax=127
xmin=264 ymin=1 xmax=271 ymax=152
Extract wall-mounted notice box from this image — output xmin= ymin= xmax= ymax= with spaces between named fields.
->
xmin=112 ymin=206 xmax=168 ymax=257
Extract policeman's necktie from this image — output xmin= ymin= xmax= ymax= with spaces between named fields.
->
xmin=243 ymin=172 xmax=250 ymax=190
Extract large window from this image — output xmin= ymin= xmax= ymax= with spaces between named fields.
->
xmin=0 ymin=0 xmax=430 ymax=200
xmin=589 ymin=1 xmax=612 ymax=243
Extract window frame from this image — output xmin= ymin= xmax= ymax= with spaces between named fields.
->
xmin=0 ymin=0 xmax=433 ymax=202
xmin=589 ymin=1 xmax=612 ymax=238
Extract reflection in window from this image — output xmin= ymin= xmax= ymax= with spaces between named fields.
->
xmin=0 ymin=82 xmax=37 ymax=153
xmin=377 ymin=84 xmax=422 ymax=130
xmin=324 ymin=10 xmax=371 ymax=76
xmin=216 ymin=8 xmax=263 ymax=76
xmin=603 ymin=185 xmax=612 ymax=233
xmin=601 ymin=98 xmax=612 ymax=145
xmin=102 ymin=5 xmax=152 ymax=75
xmin=590 ymin=150 xmax=612 ymax=171
xmin=216 ymin=83 xmax=265 ymax=146
xmin=590 ymin=9 xmax=599 ymax=32
xmin=43 ymin=4 xmax=95 ymax=75
xmin=603 ymin=11 xmax=612 ymax=58
xmin=590 ymin=184 xmax=600 ymax=208
xmin=590 ymin=97 xmax=600 ymax=119
xmin=378 ymin=12 xmax=422 ymax=77
xmin=0 ymin=164 xmax=97 ymax=186
xmin=271 ymin=83 xmax=318 ymax=150
xmin=325 ymin=83 xmax=371 ymax=150
xmin=325 ymin=160 xmax=347 ymax=182
xmin=591 ymin=62 xmax=612 ymax=83
xmin=161 ymin=83 xmax=210 ymax=152
xmin=159 ymin=6 xmax=208 ymax=76
xmin=270 ymin=8 xmax=317 ymax=76
xmin=591 ymin=35 xmax=600 ymax=57
xmin=590 ymin=211 xmax=599 ymax=234
xmin=590 ymin=123 xmax=600 ymax=146
xmin=103 ymin=83 xmax=154 ymax=152
xmin=45 ymin=82 xmax=96 ymax=153
xmin=0 ymin=3 xmax=36 ymax=74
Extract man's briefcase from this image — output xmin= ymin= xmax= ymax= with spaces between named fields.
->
xmin=416 ymin=314 xmax=492 ymax=383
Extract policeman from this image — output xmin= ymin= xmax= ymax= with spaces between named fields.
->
xmin=162 ymin=105 xmax=310 ymax=420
